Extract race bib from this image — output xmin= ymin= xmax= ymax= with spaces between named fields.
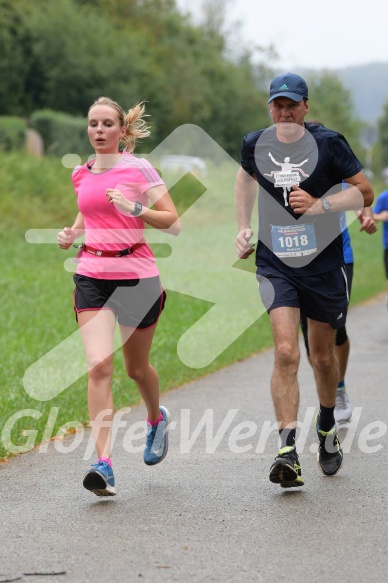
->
xmin=271 ymin=223 xmax=317 ymax=257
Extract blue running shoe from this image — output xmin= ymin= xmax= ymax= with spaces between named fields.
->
xmin=83 ymin=460 xmax=116 ymax=496
xmin=144 ymin=406 xmax=170 ymax=466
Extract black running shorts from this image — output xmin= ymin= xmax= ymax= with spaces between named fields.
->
xmin=73 ymin=274 xmax=166 ymax=329
xmin=257 ymin=267 xmax=349 ymax=329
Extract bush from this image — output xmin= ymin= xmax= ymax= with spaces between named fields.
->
xmin=30 ymin=109 xmax=92 ymax=157
xmin=0 ymin=116 xmax=27 ymax=151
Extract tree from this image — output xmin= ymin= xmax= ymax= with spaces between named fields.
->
xmin=307 ymin=71 xmax=363 ymax=149
xmin=0 ymin=0 xmax=276 ymax=157
xmin=371 ymin=99 xmax=388 ymax=177
xmin=0 ymin=0 xmax=34 ymax=114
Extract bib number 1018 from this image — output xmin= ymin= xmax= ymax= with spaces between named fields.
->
xmin=279 ymin=234 xmax=309 ymax=248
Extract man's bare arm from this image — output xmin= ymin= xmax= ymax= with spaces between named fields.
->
xmin=235 ymin=167 xmax=258 ymax=258
xmin=289 ymin=171 xmax=374 ymax=215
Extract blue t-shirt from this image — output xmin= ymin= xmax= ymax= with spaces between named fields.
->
xmin=339 ymin=181 xmax=353 ymax=264
xmin=340 ymin=212 xmax=353 ymax=264
xmin=241 ymin=123 xmax=362 ymax=276
xmin=374 ymin=190 xmax=388 ymax=249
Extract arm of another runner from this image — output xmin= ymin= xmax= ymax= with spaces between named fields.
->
xmin=57 ymin=212 xmax=85 ymax=249
xmin=235 ymin=166 xmax=257 ymax=259
xmin=373 ymin=209 xmax=388 ymax=222
xmin=358 ymin=206 xmax=377 ymax=234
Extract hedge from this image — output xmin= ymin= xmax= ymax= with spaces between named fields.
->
xmin=0 ymin=116 xmax=28 ymax=151
xmin=30 ymin=109 xmax=92 ymax=157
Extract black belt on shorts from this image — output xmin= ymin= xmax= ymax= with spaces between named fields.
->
xmin=74 ymin=243 xmax=143 ymax=257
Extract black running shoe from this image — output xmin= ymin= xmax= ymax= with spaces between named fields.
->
xmin=269 ymin=446 xmax=304 ymax=488
xmin=315 ymin=414 xmax=343 ymax=476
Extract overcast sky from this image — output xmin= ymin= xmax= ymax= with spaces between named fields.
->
xmin=176 ymin=0 xmax=388 ymax=70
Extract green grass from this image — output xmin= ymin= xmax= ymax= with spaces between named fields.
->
xmin=0 ymin=234 xmax=270 ymax=459
xmin=347 ymin=214 xmax=386 ymax=304
xmin=0 ymin=153 xmax=385 ymax=459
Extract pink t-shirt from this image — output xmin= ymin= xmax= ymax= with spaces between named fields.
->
xmin=72 ymin=152 xmax=165 ymax=280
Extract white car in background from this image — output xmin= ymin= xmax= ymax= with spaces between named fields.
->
xmin=159 ymin=155 xmax=207 ymax=177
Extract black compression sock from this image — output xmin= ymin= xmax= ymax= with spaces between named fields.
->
xmin=318 ymin=405 xmax=335 ymax=432
xmin=279 ymin=428 xmax=296 ymax=449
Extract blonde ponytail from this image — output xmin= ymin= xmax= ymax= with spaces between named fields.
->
xmin=122 ymin=101 xmax=151 ymax=153
xmin=88 ymin=97 xmax=151 ymax=153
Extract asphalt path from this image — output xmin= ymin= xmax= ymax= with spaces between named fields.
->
xmin=1 ymin=293 xmax=387 ymax=583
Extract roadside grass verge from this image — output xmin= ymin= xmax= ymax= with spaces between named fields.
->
xmin=0 ymin=153 xmax=385 ymax=459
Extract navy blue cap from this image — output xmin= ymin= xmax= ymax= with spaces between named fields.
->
xmin=268 ymin=73 xmax=309 ymax=103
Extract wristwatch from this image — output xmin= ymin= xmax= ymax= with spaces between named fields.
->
xmin=131 ymin=201 xmax=143 ymax=216
xmin=321 ymin=196 xmax=331 ymax=213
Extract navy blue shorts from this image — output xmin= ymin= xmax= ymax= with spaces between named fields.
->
xmin=257 ymin=267 xmax=349 ymax=329
xmin=73 ymin=274 xmax=166 ymax=329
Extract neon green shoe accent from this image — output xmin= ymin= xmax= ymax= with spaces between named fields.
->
xmin=314 ymin=414 xmax=335 ymax=436
xmin=315 ymin=414 xmax=343 ymax=476
xmin=278 ymin=445 xmax=296 ymax=455
xmin=318 ymin=427 xmax=335 ymax=437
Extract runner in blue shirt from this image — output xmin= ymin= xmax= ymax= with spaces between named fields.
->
xmin=373 ymin=171 xmax=388 ymax=293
